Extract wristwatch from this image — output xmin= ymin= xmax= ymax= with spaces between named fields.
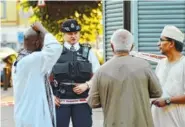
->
xmin=165 ymin=98 xmax=171 ymax=105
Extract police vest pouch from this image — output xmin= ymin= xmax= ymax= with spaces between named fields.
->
xmin=52 ymin=63 xmax=70 ymax=82
xmin=77 ymin=62 xmax=92 ymax=80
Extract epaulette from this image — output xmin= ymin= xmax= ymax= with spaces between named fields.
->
xmin=80 ymin=43 xmax=91 ymax=49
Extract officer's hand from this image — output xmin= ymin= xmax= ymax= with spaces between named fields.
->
xmin=54 ymin=96 xmax=60 ymax=107
xmin=73 ymin=83 xmax=89 ymax=95
xmin=152 ymin=98 xmax=166 ymax=107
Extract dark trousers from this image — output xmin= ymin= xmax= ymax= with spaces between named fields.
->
xmin=56 ymin=103 xmax=92 ymax=127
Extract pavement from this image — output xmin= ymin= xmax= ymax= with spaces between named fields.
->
xmin=1 ymin=87 xmax=104 ymax=127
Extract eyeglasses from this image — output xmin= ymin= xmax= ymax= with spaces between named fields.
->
xmin=159 ymin=38 xmax=171 ymax=42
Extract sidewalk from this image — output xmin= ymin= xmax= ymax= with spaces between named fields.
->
xmin=1 ymin=87 xmax=14 ymax=107
xmin=1 ymin=87 xmax=103 ymax=127
xmin=1 ymin=87 xmax=15 ymax=127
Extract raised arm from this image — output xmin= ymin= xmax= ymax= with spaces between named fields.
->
xmin=31 ymin=22 xmax=63 ymax=74
xmin=40 ymin=33 xmax=62 ymax=73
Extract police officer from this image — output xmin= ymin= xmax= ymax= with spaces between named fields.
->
xmin=51 ymin=19 xmax=100 ymax=127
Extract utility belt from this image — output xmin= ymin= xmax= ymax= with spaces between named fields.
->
xmin=52 ymin=81 xmax=89 ymax=99
xmin=60 ymin=98 xmax=87 ymax=104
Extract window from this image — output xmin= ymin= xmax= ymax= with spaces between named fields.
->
xmin=0 ymin=1 xmax=6 ymax=19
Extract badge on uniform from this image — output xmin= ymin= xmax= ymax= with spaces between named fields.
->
xmin=71 ymin=23 xmax=75 ymax=28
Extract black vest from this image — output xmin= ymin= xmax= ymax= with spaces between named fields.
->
xmin=51 ymin=44 xmax=92 ymax=99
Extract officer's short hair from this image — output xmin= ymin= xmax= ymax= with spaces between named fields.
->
xmin=61 ymin=19 xmax=81 ymax=33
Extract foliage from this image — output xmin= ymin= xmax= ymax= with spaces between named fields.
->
xmin=18 ymin=1 xmax=103 ymax=43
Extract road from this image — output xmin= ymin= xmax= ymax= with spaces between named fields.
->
xmin=1 ymin=87 xmax=104 ymax=127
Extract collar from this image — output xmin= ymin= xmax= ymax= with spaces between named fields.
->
xmin=64 ymin=42 xmax=80 ymax=51
xmin=14 ymin=49 xmax=32 ymax=67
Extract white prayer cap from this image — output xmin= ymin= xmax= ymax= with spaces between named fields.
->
xmin=161 ymin=25 xmax=184 ymax=43
xmin=111 ymin=29 xmax=133 ymax=52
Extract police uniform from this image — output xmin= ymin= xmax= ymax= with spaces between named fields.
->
xmin=51 ymin=19 xmax=100 ymax=127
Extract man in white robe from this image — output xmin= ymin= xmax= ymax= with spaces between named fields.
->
xmin=152 ymin=25 xmax=185 ymax=127
xmin=12 ymin=22 xmax=62 ymax=127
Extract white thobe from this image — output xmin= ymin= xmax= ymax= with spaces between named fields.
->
xmin=12 ymin=33 xmax=62 ymax=127
xmin=152 ymin=56 xmax=185 ymax=127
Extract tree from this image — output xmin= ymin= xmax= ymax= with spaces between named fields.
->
xmin=18 ymin=1 xmax=103 ymax=43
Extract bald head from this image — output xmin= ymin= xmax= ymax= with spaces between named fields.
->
xmin=24 ymin=27 xmax=43 ymax=52
xmin=111 ymin=29 xmax=134 ymax=52
xmin=24 ymin=27 xmax=38 ymax=39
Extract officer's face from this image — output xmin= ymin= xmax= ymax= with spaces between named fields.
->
xmin=64 ymin=32 xmax=80 ymax=45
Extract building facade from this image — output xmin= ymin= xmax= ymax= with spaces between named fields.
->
xmin=103 ymin=0 xmax=185 ymax=68
xmin=0 ymin=0 xmax=28 ymax=51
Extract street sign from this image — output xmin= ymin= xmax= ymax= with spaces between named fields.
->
xmin=17 ymin=32 xmax=24 ymax=43
xmin=38 ymin=0 xmax=46 ymax=7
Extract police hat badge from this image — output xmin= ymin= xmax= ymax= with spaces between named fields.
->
xmin=71 ymin=23 xmax=75 ymax=28
xmin=61 ymin=19 xmax=81 ymax=32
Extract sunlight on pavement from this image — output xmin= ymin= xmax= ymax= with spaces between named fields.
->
xmin=1 ymin=96 xmax=14 ymax=107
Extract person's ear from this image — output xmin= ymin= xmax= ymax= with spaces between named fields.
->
xmin=35 ymin=40 xmax=39 ymax=49
xmin=169 ymin=41 xmax=175 ymax=48
xmin=111 ymin=43 xmax=114 ymax=52
xmin=35 ymin=39 xmax=42 ymax=51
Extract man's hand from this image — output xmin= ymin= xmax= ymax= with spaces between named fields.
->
xmin=152 ymin=98 xmax=166 ymax=107
xmin=54 ymin=96 xmax=60 ymax=107
xmin=73 ymin=83 xmax=89 ymax=95
xmin=31 ymin=21 xmax=47 ymax=35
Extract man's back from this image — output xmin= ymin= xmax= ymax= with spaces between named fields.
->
xmin=12 ymin=33 xmax=62 ymax=127
xmin=90 ymin=55 xmax=162 ymax=127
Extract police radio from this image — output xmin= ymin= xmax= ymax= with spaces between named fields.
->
xmin=81 ymin=44 xmax=91 ymax=59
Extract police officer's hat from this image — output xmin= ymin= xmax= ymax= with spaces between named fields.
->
xmin=61 ymin=19 xmax=81 ymax=32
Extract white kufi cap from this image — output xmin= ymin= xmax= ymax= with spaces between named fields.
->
xmin=161 ymin=25 xmax=184 ymax=43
